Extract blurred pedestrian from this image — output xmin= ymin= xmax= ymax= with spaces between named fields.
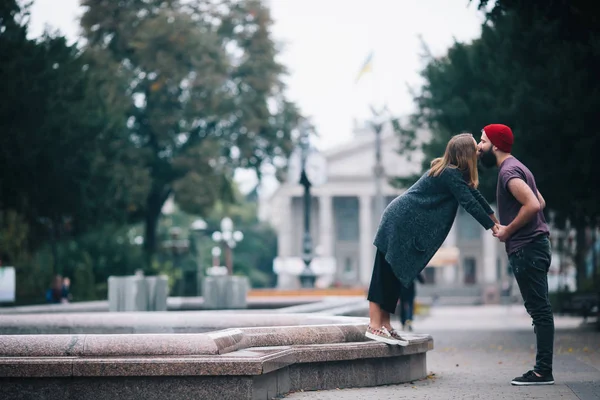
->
xmin=398 ymin=272 xmax=425 ymax=331
xmin=46 ymin=275 xmax=69 ymax=304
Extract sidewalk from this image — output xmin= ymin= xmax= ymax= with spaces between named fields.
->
xmin=285 ymin=305 xmax=600 ymax=400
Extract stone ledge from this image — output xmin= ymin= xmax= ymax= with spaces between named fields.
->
xmin=0 ymin=321 xmax=376 ymax=357
xmin=0 ymin=311 xmax=367 ymax=334
xmin=0 ymin=319 xmax=433 ymax=399
xmin=0 ymin=296 xmax=327 ymax=315
xmin=0 ymin=320 xmax=431 ymax=358
xmin=0 ymin=352 xmax=428 ymax=400
xmin=0 ymin=339 xmax=432 ymax=378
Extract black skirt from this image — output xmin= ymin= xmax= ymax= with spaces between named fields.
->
xmin=367 ymin=249 xmax=402 ymax=314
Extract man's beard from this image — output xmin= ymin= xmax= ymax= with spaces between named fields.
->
xmin=479 ymin=147 xmax=497 ymax=169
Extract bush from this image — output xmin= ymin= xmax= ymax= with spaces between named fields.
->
xmin=13 ymin=224 xmax=146 ymax=304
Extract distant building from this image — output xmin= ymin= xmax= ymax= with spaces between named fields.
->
xmin=262 ymin=123 xmax=510 ymax=302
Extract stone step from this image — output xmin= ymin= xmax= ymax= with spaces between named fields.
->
xmin=0 ymin=318 xmax=433 ymax=400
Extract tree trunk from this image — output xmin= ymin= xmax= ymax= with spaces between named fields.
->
xmin=143 ymin=185 xmax=171 ymax=267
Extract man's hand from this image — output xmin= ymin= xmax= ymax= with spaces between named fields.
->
xmin=493 ymin=224 xmax=511 ymax=242
xmin=491 ymin=224 xmax=500 ymax=235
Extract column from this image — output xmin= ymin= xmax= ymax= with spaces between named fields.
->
xmin=318 ymin=195 xmax=334 ymax=257
xmin=359 ymin=195 xmax=374 ymax=286
xmin=446 ymin=221 xmax=459 ymax=284
xmin=277 ymin=195 xmax=293 ymax=257
xmin=482 ymin=225 xmax=498 ymax=283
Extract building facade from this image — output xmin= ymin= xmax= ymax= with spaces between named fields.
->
xmin=263 ymin=125 xmax=511 ymax=295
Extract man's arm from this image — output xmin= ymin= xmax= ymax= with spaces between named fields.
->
xmin=537 ymin=190 xmax=546 ymax=210
xmin=495 ymin=178 xmax=540 ymax=241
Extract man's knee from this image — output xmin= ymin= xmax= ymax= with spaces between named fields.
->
xmin=530 ymin=304 xmax=554 ymax=324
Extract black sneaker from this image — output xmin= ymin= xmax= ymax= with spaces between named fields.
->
xmin=511 ymin=370 xmax=554 ymax=386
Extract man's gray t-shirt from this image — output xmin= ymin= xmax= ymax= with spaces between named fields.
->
xmin=497 ymin=157 xmax=549 ymax=255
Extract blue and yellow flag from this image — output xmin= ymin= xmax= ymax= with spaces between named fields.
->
xmin=355 ymin=51 xmax=373 ymax=83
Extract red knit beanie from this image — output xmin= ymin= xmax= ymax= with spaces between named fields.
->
xmin=483 ymin=124 xmax=513 ymax=153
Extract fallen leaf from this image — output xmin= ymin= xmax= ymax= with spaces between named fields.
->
xmin=498 ymin=361 xmax=503 ymax=364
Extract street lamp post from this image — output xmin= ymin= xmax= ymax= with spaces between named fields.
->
xmin=211 ymin=246 xmax=222 ymax=267
xmin=190 ymin=218 xmax=208 ymax=295
xmin=211 ymin=217 xmax=244 ymax=275
xmin=162 ymin=227 xmax=190 ymax=297
xmin=369 ymin=106 xmax=387 ymax=221
xmin=298 ymin=123 xmax=328 ymax=288
xmin=298 ymin=126 xmax=315 ymax=288
xmin=287 ymin=121 xmax=327 ymax=288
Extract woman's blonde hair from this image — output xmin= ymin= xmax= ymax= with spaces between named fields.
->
xmin=428 ymin=133 xmax=479 ymax=188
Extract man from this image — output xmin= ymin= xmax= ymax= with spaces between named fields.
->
xmin=478 ymin=124 xmax=554 ymax=386
xmin=398 ymin=272 xmax=425 ymax=331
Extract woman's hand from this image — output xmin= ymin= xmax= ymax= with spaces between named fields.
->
xmin=492 ymin=224 xmax=500 ymax=235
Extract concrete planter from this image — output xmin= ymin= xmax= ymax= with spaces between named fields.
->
xmin=202 ymin=275 xmax=249 ymax=310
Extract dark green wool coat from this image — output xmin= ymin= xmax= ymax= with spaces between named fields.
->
xmin=373 ymin=167 xmax=495 ymax=287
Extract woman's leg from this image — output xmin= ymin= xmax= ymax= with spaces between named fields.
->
xmin=369 ymin=300 xmax=385 ymax=328
xmin=367 ymin=250 xmax=402 ymax=329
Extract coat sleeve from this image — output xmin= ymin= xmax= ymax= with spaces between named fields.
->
xmin=469 ymin=187 xmax=494 ymax=215
xmin=442 ymin=168 xmax=495 ymax=230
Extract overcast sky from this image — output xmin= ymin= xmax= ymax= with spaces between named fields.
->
xmin=26 ymin=0 xmax=485 ymax=194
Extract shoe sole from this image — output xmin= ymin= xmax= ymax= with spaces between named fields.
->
xmin=511 ymin=381 xmax=555 ymax=386
xmin=391 ymin=337 xmax=409 ymax=346
xmin=365 ymin=331 xmax=401 ymax=345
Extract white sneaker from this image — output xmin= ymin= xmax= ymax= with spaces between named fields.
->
xmin=389 ymin=328 xmax=410 ymax=346
xmin=365 ymin=325 xmax=403 ymax=345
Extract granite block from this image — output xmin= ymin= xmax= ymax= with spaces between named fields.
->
xmin=71 ymin=357 xmax=266 ymax=377
xmin=0 ymin=312 xmax=368 ymax=335
xmin=0 ymin=335 xmax=85 ymax=357
xmin=288 ymin=353 xmax=427 ymax=391
xmin=290 ymin=338 xmax=432 ymax=364
xmin=0 ymin=376 xmax=253 ymax=400
xmin=207 ymin=328 xmax=244 ymax=354
xmin=0 ymin=358 xmax=74 ymax=377
xmin=252 ymin=366 xmax=291 ymax=400
xmin=82 ymin=333 xmax=220 ymax=356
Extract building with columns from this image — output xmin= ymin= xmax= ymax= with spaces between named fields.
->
xmin=262 ymin=124 xmax=510 ymax=296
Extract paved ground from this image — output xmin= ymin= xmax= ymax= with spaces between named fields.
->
xmin=285 ymin=305 xmax=600 ymax=400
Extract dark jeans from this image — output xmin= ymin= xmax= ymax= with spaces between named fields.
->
xmin=509 ymin=235 xmax=554 ymax=376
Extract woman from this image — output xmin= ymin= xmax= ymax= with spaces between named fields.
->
xmin=366 ymin=133 xmax=499 ymax=345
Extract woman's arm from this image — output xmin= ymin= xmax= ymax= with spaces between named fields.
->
xmin=469 ymin=187 xmax=499 ymax=223
xmin=442 ymin=168 xmax=495 ymax=230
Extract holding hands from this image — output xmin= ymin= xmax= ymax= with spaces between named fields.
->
xmin=492 ymin=224 xmax=510 ymax=242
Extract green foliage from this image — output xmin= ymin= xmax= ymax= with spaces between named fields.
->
xmin=15 ymin=224 xmax=146 ymax=304
xmin=0 ymin=1 xmax=145 ymax=253
xmin=398 ymin=0 xmax=600 ymax=291
xmin=395 ymin=4 xmax=600 ymax=223
xmin=80 ymin=0 xmax=301 ymax=257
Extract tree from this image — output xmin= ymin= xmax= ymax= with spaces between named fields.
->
xmin=0 ymin=0 xmax=146 ymax=257
xmin=473 ymin=0 xmax=600 ymax=290
xmin=396 ymin=1 xmax=600 ymax=289
xmin=80 ymin=0 xmax=300 ymax=261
